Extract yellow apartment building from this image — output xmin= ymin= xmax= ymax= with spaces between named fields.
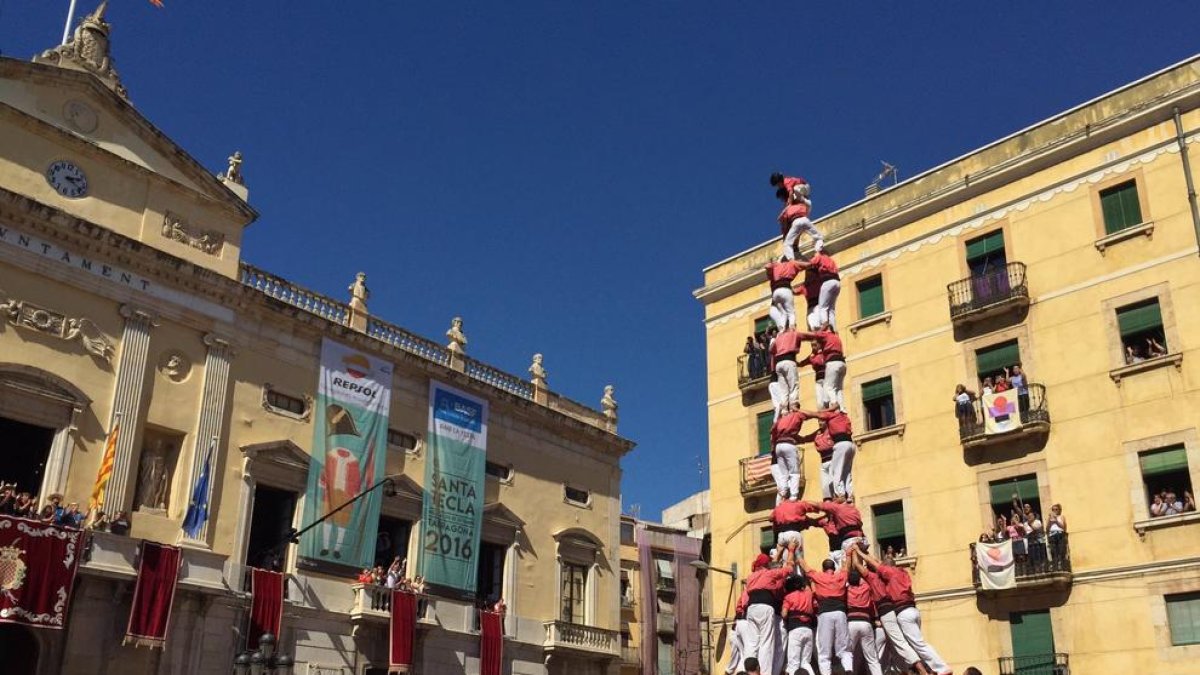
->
xmin=696 ymin=55 xmax=1200 ymax=675
xmin=0 ymin=8 xmax=632 ymax=675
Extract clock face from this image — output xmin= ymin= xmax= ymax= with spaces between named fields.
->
xmin=46 ymin=160 xmax=88 ymax=199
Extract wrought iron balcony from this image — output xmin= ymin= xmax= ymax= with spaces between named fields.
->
xmin=970 ymin=534 xmax=1072 ymax=594
xmin=736 ymin=354 xmax=773 ymax=392
xmin=947 ymin=262 xmax=1029 ymax=324
xmin=957 ymin=383 xmax=1051 ymax=448
xmin=999 ymin=653 xmax=1070 ymax=675
xmin=740 ymin=455 xmax=782 ymax=498
xmin=543 ymin=621 xmax=621 ymax=659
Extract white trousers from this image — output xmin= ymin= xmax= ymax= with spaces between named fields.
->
xmin=808 ymin=279 xmax=841 ymax=331
xmin=775 ymin=360 xmax=799 ymax=409
xmin=879 ymin=610 xmax=921 ymax=669
xmin=770 ymin=287 xmax=797 ymax=331
xmin=777 ymin=530 xmax=805 ymax=558
xmin=815 ymin=610 xmax=850 ymax=675
xmin=819 ymin=458 xmax=833 ymax=499
xmin=783 ymin=216 xmax=824 ymax=259
xmin=725 ymin=619 xmax=747 ymax=674
xmin=786 ymin=625 xmax=816 ymax=675
xmin=897 ymin=606 xmax=950 ymax=674
xmin=831 ymin=440 xmax=856 ymax=498
xmin=829 ymin=536 xmax=864 ymax=571
xmin=823 ymin=360 xmax=846 ymax=412
xmin=848 ymin=621 xmax=883 ymax=675
xmin=814 ymin=377 xmax=828 ymax=410
xmin=774 ymin=442 xmax=801 ymax=500
xmin=744 ymin=604 xmax=781 ymax=675
xmin=769 ymin=381 xmax=787 ymax=420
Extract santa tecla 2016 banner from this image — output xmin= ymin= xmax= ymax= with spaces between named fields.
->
xmin=299 ymin=339 xmax=392 ymax=570
xmin=420 ymin=381 xmax=488 ymax=593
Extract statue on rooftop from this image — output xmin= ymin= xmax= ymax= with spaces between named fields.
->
xmin=348 ymin=272 xmax=369 ymax=313
xmin=220 ymin=151 xmax=244 ymax=185
xmin=446 ymin=317 xmax=467 ymax=354
xmin=601 ymin=385 xmax=618 ymax=427
xmin=529 ymin=354 xmax=548 ymax=389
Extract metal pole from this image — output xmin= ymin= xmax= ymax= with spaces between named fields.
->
xmin=1173 ymin=107 xmax=1200 ymax=256
xmin=269 ymin=475 xmax=397 ymax=556
xmin=61 ymin=0 xmax=78 ymax=45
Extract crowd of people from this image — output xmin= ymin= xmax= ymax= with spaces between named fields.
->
xmin=976 ymin=498 xmax=1068 ymax=572
xmin=1149 ymin=487 xmax=1196 ymax=517
xmin=723 ymin=175 xmax=952 ymax=675
xmin=0 ymin=481 xmax=131 ymax=534
xmin=1124 ymin=336 xmax=1168 ymax=365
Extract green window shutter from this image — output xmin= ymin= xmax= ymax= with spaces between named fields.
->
xmin=975 ymin=340 xmax=1021 ymax=379
xmin=755 ymin=316 xmax=775 ymax=334
xmin=1100 ymin=182 xmax=1143 ymax=235
xmin=989 ymin=476 xmax=1040 ymax=508
xmin=872 ymin=502 xmax=906 ymax=541
xmin=1139 ymin=445 xmax=1189 ymax=476
xmin=757 ymin=412 xmax=774 ymax=455
xmin=861 ymin=377 xmax=894 ymax=402
xmin=965 ymin=230 xmax=1005 ymax=261
xmin=1167 ymin=592 xmax=1200 ymax=646
xmin=857 ymin=276 xmax=885 ymax=318
xmin=760 ymin=526 xmax=776 ymax=550
xmin=1009 ymin=610 xmax=1055 ymax=664
xmin=1117 ymin=300 xmax=1163 ymax=338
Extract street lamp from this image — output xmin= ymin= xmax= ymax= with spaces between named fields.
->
xmin=233 ymin=633 xmax=294 ymax=675
xmin=689 ymin=559 xmax=738 ymax=580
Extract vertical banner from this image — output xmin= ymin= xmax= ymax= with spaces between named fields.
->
xmin=982 ymin=391 xmax=1022 ymax=435
xmin=299 ymin=339 xmax=392 ymax=570
xmin=420 ymin=381 xmax=487 ymax=593
xmin=974 ymin=540 xmax=1016 ymax=590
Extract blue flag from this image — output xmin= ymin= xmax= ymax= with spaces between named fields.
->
xmin=182 ymin=440 xmax=215 ymax=539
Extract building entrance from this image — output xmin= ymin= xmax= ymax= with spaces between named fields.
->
xmin=0 ymin=416 xmax=56 ymax=498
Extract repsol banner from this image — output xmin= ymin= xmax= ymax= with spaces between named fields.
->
xmin=299 ymin=339 xmax=392 ymax=571
xmin=420 ymin=381 xmax=487 ymax=593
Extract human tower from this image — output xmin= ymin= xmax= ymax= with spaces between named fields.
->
xmin=725 ymin=175 xmax=952 ymax=675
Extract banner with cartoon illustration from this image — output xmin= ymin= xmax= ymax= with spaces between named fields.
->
xmin=299 ymin=339 xmax=392 ymax=571
xmin=420 ymin=381 xmax=488 ymax=593
xmin=982 ymin=391 xmax=1022 ymax=435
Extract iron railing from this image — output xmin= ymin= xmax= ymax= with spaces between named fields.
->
xmin=970 ymin=533 xmax=1071 ymax=588
xmin=957 ymin=383 xmax=1050 ymax=443
xmin=737 ymin=353 xmax=773 ymax=389
xmin=947 ymin=262 xmax=1028 ymax=321
xmin=998 ymin=653 xmax=1070 ymax=675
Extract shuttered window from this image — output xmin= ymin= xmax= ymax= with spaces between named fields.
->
xmin=755 ymin=316 xmax=774 ymax=334
xmin=861 ymin=377 xmax=893 ymax=401
xmin=857 ymin=275 xmax=884 ymax=318
xmin=989 ymin=476 xmax=1040 ymax=508
xmin=965 ymin=230 xmax=1005 ymax=262
xmin=1167 ymin=592 xmax=1200 ymax=646
xmin=760 ymin=525 xmax=776 ymax=552
xmin=1139 ymin=446 xmax=1189 ymax=476
xmin=976 ymin=340 xmax=1021 ymax=379
xmin=862 ymin=377 xmax=896 ymax=430
xmin=757 ymin=412 xmax=774 ymax=456
xmin=1100 ymin=181 xmax=1143 ymax=235
xmin=1117 ymin=299 xmax=1163 ymax=338
xmin=1009 ymin=610 xmax=1055 ymax=668
xmin=873 ymin=502 xmax=906 ymax=540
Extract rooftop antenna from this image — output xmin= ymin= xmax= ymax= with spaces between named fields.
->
xmin=865 ymin=161 xmax=898 ymax=196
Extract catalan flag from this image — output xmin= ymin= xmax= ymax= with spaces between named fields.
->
xmin=745 ymin=452 xmax=774 ymax=482
xmin=89 ymin=421 xmax=120 ymax=511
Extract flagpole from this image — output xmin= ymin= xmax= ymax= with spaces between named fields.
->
xmin=62 ymin=0 xmax=79 ymax=45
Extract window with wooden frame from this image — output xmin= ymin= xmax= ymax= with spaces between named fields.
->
xmin=861 ymin=377 xmax=896 ymax=430
xmin=1099 ymin=180 xmax=1144 ymax=235
xmin=856 ymin=275 xmax=885 ymax=319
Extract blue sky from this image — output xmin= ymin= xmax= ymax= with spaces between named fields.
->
xmin=2 ymin=3 xmax=1196 ymax=520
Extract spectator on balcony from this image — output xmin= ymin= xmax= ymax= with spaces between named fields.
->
xmin=993 ymin=515 xmax=1009 ymax=541
xmin=1007 ymin=514 xmax=1027 ymax=561
xmin=386 ymin=556 xmax=404 ymax=589
xmin=745 ymin=337 xmax=765 ymax=379
xmin=357 ymin=568 xmax=374 ymax=584
xmin=10 ymin=491 xmax=34 ymax=518
xmin=1184 ymin=491 xmax=1197 ymax=513
xmin=0 ymin=483 xmax=14 ymax=515
xmin=954 ymin=385 xmax=976 ymax=433
xmin=1025 ymin=509 xmax=1047 ymax=572
xmin=89 ymin=510 xmax=110 ymax=532
xmin=992 ymin=372 xmax=1011 ymax=393
xmin=1006 ymin=365 xmax=1030 ymax=413
xmin=58 ymin=502 xmax=85 ymax=528
xmin=1164 ymin=489 xmax=1184 ymax=516
xmin=1124 ymin=344 xmax=1145 ymax=365
xmin=1149 ymin=494 xmax=1166 ymax=517
xmin=980 ymin=377 xmax=994 ymax=396
xmin=1146 ymin=336 xmax=1168 ymax=358
xmin=978 ymin=531 xmax=994 ymax=544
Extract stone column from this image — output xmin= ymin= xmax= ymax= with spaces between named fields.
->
xmin=225 ymin=448 xmax=257 ymax=585
xmin=180 ymin=333 xmax=235 ymax=547
xmin=503 ymin=533 xmax=520 ymax=635
xmin=105 ymin=305 xmax=157 ymax=513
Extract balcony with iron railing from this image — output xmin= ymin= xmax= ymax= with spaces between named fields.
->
xmin=970 ymin=534 xmax=1072 ymax=594
xmin=736 ymin=354 xmax=773 ymax=392
xmin=239 ymin=263 xmax=610 ymax=430
xmin=957 ymin=384 xmax=1051 ymax=448
xmin=947 ymin=262 xmax=1029 ymax=324
xmin=999 ymin=653 xmax=1070 ymax=675
xmin=543 ymin=621 xmax=621 ymax=659
xmin=739 ymin=455 xmax=804 ymax=498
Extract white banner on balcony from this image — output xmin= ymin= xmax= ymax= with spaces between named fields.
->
xmin=975 ymin=540 xmax=1016 ymax=590
xmin=982 ymin=391 xmax=1022 ymax=435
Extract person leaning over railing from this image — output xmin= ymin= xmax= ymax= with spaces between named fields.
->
xmin=953 ymin=385 xmax=977 ymax=433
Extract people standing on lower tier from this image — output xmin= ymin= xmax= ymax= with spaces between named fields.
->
xmin=794 ymin=251 xmax=840 ymax=331
xmin=772 ymin=498 xmax=825 ymax=558
xmin=771 ymin=173 xmax=824 ymax=257
xmin=738 ymin=545 xmax=799 ymax=675
xmin=797 ymin=345 xmax=828 ymax=411
xmin=798 ymin=324 xmax=846 ymax=412
xmin=765 ymin=259 xmax=805 ymax=331
xmin=857 ymin=549 xmax=953 ymax=675
xmin=844 ymin=549 xmax=883 ymax=675
xmin=850 ymin=545 xmax=932 ymax=675
xmin=782 ymin=574 xmax=818 ymax=675
xmin=770 ymin=328 xmax=802 ymax=415
xmin=799 ymin=556 xmax=851 ymax=675
xmin=770 ymin=405 xmax=811 ymax=502
xmin=801 ymin=404 xmax=856 ymax=499
xmin=817 ymin=495 xmax=865 ymax=570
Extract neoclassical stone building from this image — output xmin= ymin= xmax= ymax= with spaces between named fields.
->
xmin=0 ymin=7 xmax=633 ymax=674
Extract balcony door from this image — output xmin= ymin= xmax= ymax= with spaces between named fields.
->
xmin=989 ymin=475 xmax=1041 ymax=524
xmin=965 ymin=230 xmax=1009 ymax=305
xmin=1008 ymin=610 xmax=1055 ymax=674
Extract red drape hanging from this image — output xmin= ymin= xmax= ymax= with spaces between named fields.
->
xmin=123 ymin=541 xmax=182 ymax=648
xmin=247 ymin=568 xmax=284 ymax=649
xmin=389 ymin=590 xmax=417 ymax=673
xmin=0 ymin=514 xmax=83 ymax=630
xmin=479 ymin=609 xmax=503 ymax=675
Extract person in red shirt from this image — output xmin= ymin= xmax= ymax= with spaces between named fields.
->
xmin=798 ymin=324 xmax=846 ymax=413
xmin=770 ymin=406 xmax=812 ymax=502
xmin=781 ymin=574 xmax=817 ymax=675
xmin=770 ymin=329 xmax=802 ymax=416
xmin=772 ymin=498 xmax=824 ymax=557
xmin=740 ymin=544 xmax=799 ymax=675
xmin=765 ymin=260 xmax=804 ymax=331
xmin=798 ymin=556 xmax=850 ymax=675
xmin=849 ymin=545 xmax=932 ymax=675
xmin=816 ymin=495 xmax=865 ymax=570
xmin=771 ymin=173 xmax=824 ymax=258
xmin=801 ymin=404 xmax=857 ymax=499
xmin=844 ymin=548 xmax=884 ymax=675
xmin=858 ymin=549 xmax=951 ymax=675
xmin=793 ymin=253 xmax=840 ymax=331
xmin=799 ymin=421 xmax=837 ymax=499
xmin=797 ymin=345 xmax=829 ymax=412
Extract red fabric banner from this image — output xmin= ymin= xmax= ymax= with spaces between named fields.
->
xmin=248 ymin=568 xmax=284 ymax=649
xmin=123 ymin=541 xmax=182 ymax=648
xmin=389 ymin=590 xmax=417 ymax=673
xmin=0 ymin=514 xmax=83 ymax=630
xmin=479 ymin=610 xmax=503 ymax=675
